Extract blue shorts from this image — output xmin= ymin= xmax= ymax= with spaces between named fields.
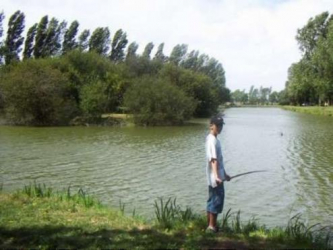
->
xmin=207 ymin=183 xmax=225 ymax=214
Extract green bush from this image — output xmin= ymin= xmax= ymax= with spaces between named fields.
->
xmin=159 ymin=64 xmax=221 ymax=117
xmin=63 ymin=51 xmax=131 ymax=111
xmin=80 ymin=80 xmax=113 ymax=116
xmin=124 ymin=77 xmax=196 ymax=126
xmin=0 ymin=59 xmax=78 ymax=125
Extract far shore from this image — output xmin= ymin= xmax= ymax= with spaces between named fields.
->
xmin=281 ymin=106 xmax=333 ymax=117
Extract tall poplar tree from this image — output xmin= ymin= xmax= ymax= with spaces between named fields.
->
xmin=62 ymin=20 xmax=79 ymax=54
xmin=0 ymin=12 xmax=5 ymax=64
xmin=154 ymin=43 xmax=166 ymax=62
xmin=34 ymin=15 xmax=48 ymax=58
xmin=169 ymin=44 xmax=188 ymax=66
xmin=23 ymin=23 xmax=37 ymax=60
xmin=109 ymin=29 xmax=128 ymax=62
xmin=78 ymin=29 xmax=90 ymax=51
xmin=4 ymin=10 xmax=25 ymax=64
xmin=142 ymin=42 xmax=154 ymax=59
xmin=43 ymin=18 xmax=66 ymax=57
xmin=89 ymin=27 xmax=110 ymax=55
xmin=125 ymin=42 xmax=139 ymax=60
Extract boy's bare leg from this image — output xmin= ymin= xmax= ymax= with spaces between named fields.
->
xmin=207 ymin=212 xmax=210 ymax=226
xmin=208 ymin=212 xmax=218 ymax=228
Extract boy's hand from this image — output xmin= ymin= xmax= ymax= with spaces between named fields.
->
xmin=225 ymin=174 xmax=231 ymax=181
xmin=215 ymin=177 xmax=223 ymax=184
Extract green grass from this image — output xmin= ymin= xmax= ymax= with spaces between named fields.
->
xmin=282 ymin=106 xmax=333 ymax=117
xmin=0 ymin=184 xmax=332 ymax=249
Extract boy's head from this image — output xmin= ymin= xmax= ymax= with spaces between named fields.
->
xmin=210 ymin=116 xmax=225 ymax=135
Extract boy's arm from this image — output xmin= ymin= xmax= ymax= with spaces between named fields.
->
xmin=211 ymin=159 xmax=222 ymax=184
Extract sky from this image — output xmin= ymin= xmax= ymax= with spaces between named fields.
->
xmin=1 ymin=0 xmax=333 ymax=91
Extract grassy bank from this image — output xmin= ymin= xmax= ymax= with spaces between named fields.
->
xmin=0 ymin=184 xmax=332 ymax=249
xmin=282 ymin=106 xmax=333 ymax=117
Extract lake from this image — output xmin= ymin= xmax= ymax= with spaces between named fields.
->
xmin=0 ymin=107 xmax=332 ymax=227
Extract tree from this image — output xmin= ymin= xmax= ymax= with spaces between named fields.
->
xmin=109 ymin=29 xmax=128 ymax=62
xmin=169 ymin=44 xmax=188 ymax=65
xmin=80 ymin=81 xmax=111 ymax=116
xmin=62 ymin=20 xmax=79 ymax=54
xmin=42 ymin=18 xmax=66 ymax=57
xmin=296 ymin=12 xmax=331 ymax=58
xmin=201 ymin=57 xmax=226 ymax=87
xmin=142 ymin=42 xmax=154 ymax=59
xmin=269 ymin=91 xmax=279 ymax=104
xmin=248 ymin=86 xmax=259 ymax=105
xmin=34 ymin=15 xmax=48 ymax=58
xmin=0 ymin=59 xmax=78 ymax=125
xmin=125 ymin=42 xmax=139 ymax=60
xmin=0 ymin=11 xmax=5 ymax=64
xmin=4 ymin=10 xmax=25 ymax=64
xmin=124 ymin=76 xmax=196 ymax=125
xmin=23 ymin=23 xmax=37 ymax=60
xmin=89 ymin=27 xmax=110 ymax=55
xmin=0 ymin=11 xmax=4 ymax=40
xmin=232 ymin=89 xmax=248 ymax=103
xmin=154 ymin=43 xmax=166 ymax=62
xmin=78 ymin=29 xmax=90 ymax=51
xmin=159 ymin=63 xmax=222 ymax=117
xmin=259 ymin=86 xmax=271 ymax=104
xmin=181 ymin=50 xmax=199 ymax=70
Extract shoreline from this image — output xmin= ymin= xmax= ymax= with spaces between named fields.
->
xmin=0 ymin=184 xmax=331 ymax=249
xmin=281 ymin=106 xmax=333 ymax=117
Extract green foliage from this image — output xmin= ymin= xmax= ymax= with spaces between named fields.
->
xmin=142 ymin=42 xmax=154 ymax=59
xmin=0 ymin=11 xmax=4 ymax=39
xmin=282 ymin=106 xmax=333 ymax=116
xmin=0 ymin=58 xmax=78 ymax=125
xmin=154 ymin=43 xmax=166 ymax=62
xmin=34 ymin=15 xmax=48 ymax=58
xmin=286 ymin=12 xmax=333 ymax=105
xmin=154 ymin=197 xmax=196 ymax=229
xmin=89 ymin=27 xmax=110 ymax=55
xmin=0 ymin=12 xmax=5 ymax=64
xmin=20 ymin=182 xmax=102 ymax=208
xmin=159 ymin=64 xmax=221 ymax=117
xmin=62 ymin=50 xmax=128 ymax=109
xmin=62 ymin=20 xmax=79 ymax=54
xmin=0 ymin=187 xmax=332 ymax=249
xmin=80 ymin=81 xmax=112 ymax=115
xmin=4 ymin=10 xmax=25 ymax=64
xmin=78 ymin=29 xmax=90 ymax=51
xmin=23 ymin=23 xmax=37 ymax=60
xmin=0 ymin=10 xmax=230 ymax=125
xmin=110 ymin=29 xmax=128 ymax=62
xmin=169 ymin=44 xmax=188 ymax=66
xmin=124 ymin=77 xmax=196 ymax=125
xmin=231 ymin=89 xmax=248 ymax=103
xmin=43 ymin=18 xmax=67 ymax=57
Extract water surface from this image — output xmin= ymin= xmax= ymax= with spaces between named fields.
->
xmin=1 ymin=108 xmax=332 ymax=226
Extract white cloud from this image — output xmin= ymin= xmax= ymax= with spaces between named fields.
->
xmin=1 ymin=0 xmax=333 ymax=91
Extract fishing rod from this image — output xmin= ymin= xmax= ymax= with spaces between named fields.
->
xmin=229 ymin=170 xmax=268 ymax=180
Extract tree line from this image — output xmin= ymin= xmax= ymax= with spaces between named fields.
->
xmin=232 ymin=11 xmax=333 ymax=107
xmin=231 ymin=86 xmax=280 ymax=105
xmin=283 ymin=11 xmax=333 ymax=106
xmin=0 ymin=10 xmax=230 ymax=126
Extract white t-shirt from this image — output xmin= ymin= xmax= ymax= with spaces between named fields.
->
xmin=205 ymin=133 xmax=225 ymax=188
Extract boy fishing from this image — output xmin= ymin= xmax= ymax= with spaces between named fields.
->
xmin=205 ymin=115 xmax=230 ymax=233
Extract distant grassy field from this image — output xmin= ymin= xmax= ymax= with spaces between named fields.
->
xmin=282 ymin=106 xmax=333 ymax=117
xmin=0 ymin=183 xmax=331 ymax=249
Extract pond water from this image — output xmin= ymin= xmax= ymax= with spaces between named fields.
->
xmin=1 ymin=107 xmax=332 ymax=227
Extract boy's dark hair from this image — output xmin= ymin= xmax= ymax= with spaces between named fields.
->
xmin=210 ymin=116 xmax=225 ymax=126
